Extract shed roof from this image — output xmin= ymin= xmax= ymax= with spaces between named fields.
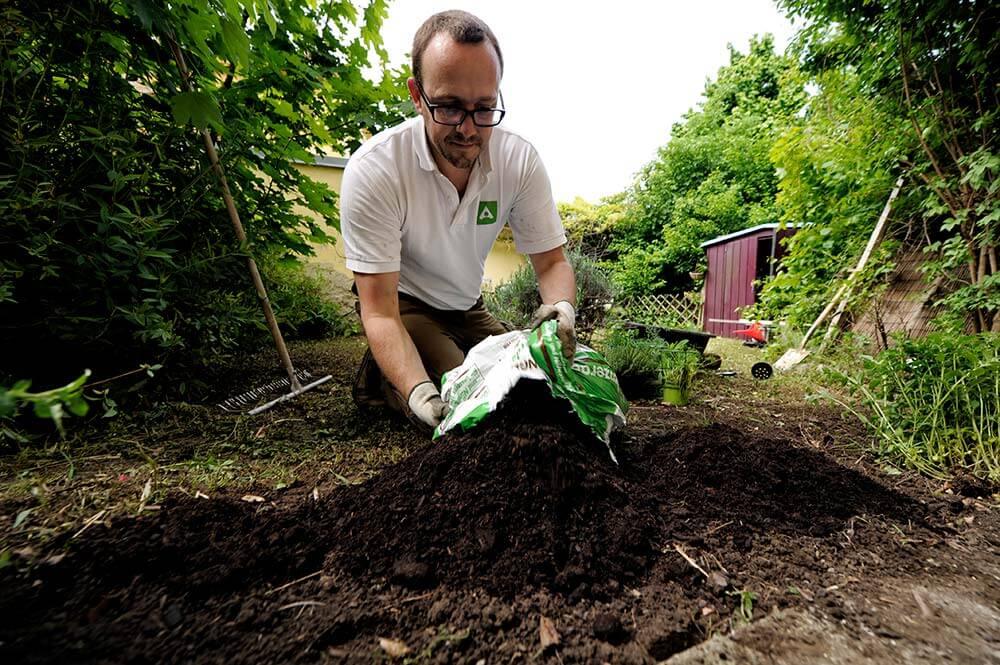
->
xmin=700 ymin=223 xmax=799 ymax=249
xmin=310 ymin=154 xmax=349 ymax=168
xmin=257 ymin=152 xmax=349 ymax=169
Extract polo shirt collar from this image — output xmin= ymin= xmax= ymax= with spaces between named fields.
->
xmin=412 ymin=116 xmax=437 ymax=172
xmin=411 ymin=115 xmax=493 ymax=179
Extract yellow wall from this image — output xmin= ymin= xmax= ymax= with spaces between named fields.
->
xmin=294 ymin=163 xmax=351 ymax=278
xmin=482 ymin=230 xmax=526 ymax=289
xmin=295 ymin=161 xmax=527 ymax=286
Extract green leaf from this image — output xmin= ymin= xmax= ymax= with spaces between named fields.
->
xmin=170 ymin=91 xmax=223 ymax=131
xmin=220 ymin=18 xmax=251 ymax=70
xmin=0 ymin=391 xmax=15 ymax=418
xmin=260 ymin=0 xmax=277 ymax=35
xmin=33 ymin=401 xmax=52 ymax=419
xmin=269 ymin=98 xmax=297 ymax=121
xmin=222 ymin=0 xmax=243 ymax=21
xmin=13 ymin=509 xmax=31 ymax=529
xmin=67 ymin=396 xmax=89 ymax=417
xmin=124 ymin=0 xmax=163 ymax=31
xmin=63 ymin=370 xmax=92 ymax=392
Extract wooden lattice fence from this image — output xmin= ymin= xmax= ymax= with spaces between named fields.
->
xmin=621 ymin=293 xmax=703 ymax=329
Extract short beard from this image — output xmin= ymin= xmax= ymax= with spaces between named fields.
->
xmin=436 ymin=130 xmax=481 ymax=170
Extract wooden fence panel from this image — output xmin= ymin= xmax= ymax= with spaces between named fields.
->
xmin=621 ymin=294 xmax=703 ymax=329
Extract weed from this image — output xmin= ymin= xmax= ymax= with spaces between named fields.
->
xmin=822 ymin=333 xmax=1000 ymax=482
xmin=729 ymin=588 xmax=757 ymax=624
xmin=407 ymin=627 xmax=471 ymax=663
xmin=182 ymin=457 xmax=238 ymax=490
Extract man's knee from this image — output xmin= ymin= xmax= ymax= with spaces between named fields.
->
xmin=403 ymin=319 xmax=464 ymax=385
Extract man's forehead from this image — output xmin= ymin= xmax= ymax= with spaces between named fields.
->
xmin=420 ymin=34 xmax=501 ymax=92
xmin=423 ymin=85 xmax=499 ymax=103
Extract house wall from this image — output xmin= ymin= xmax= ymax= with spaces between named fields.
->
xmin=703 ymin=229 xmax=774 ymax=338
xmin=294 ymin=163 xmax=349 ymax=277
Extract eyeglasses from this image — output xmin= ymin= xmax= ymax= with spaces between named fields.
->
xmin=415 ymin=80 xmax=506 ymax=127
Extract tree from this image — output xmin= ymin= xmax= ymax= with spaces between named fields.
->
xmin=755 ymin=68 xmax=912 ymax=328
xmin=609 ymin=35 xmax=806 ymax=296
xmin=0 ymin=0 xmax=408 ymax=385
xmin=558 ymin=193 xmax=627 ymax=259
xmin=776 ymin=0 xmax=999 ymax=332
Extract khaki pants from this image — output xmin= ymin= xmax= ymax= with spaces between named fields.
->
xmin=352 ymin=293 xmax=509 ymax=415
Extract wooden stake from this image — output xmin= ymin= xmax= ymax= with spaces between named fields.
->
xmin=821 ymin=176 xmax=905 ymax=347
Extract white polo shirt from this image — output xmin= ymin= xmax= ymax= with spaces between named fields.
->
xmin=339 ymin=115 xmax=566 ymax=310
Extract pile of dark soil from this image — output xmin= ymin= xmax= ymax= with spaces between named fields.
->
xmin=322 ymin=382 xmax=921 ymax=599
xmin=0 ymin=384 xmax=954 ymax=663
xmin=325 ymin=381 xmax=655 ymax=596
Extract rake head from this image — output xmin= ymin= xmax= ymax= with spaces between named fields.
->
xmin=218 ymin=368 xmax=315 ymax=413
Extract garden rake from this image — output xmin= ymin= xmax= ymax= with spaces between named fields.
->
xmin=169 ymin=38 xmax=331 ymax=415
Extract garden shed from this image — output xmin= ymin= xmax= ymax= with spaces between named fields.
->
xmin=700 ymin=223 xmax=797 ymax=338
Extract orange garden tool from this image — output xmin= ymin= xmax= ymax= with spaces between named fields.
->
xmin=734 ymin=321 xmax=768 ymax=344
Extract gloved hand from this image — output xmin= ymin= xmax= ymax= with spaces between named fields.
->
xmin=529 ymin=300 xmax=577 ymax=359
xmin=407 ymin=380 xmax=449 ymax=429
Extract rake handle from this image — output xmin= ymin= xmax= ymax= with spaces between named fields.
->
xmin=169 ymin=38 xmax=302 ymax=393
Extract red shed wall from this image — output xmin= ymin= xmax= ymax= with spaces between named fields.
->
xmin=703 ymin=230 xmax=773 ymax=338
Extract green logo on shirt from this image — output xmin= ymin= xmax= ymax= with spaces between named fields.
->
xmin=477 ymin=200 xmax=498 ymax=224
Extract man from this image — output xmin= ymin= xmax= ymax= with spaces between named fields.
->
xmin=339 ymin=10 xmax=577 ymax=430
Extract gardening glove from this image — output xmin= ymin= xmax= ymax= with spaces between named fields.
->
xmin=529 ymin=300 xmax=577 ymax=359
xmin=407 ymin=380 xmax=449 ymax=429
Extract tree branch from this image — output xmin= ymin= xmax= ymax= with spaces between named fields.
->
xmin=900 ymin=48 xmax=959 ymax=217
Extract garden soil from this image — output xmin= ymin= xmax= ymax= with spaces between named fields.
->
xmin=2 ymin=381 xmax=998 ymax=663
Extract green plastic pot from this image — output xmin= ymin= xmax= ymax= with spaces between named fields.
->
xmin=661 ymin=383 xmax=690 ymax=406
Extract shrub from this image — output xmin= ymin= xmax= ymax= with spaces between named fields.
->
xmin=268 ymin=260 xmax=357 ymax=340
xmin=0 ymin=0 xmax=403 ymax=388
xmin=484 ymin=250 xmax=616 ymax=341
xmin=823 ymin=333 xmax=1000 ymax=483
xmin=483 ymin=263 xmax=541 ymax=331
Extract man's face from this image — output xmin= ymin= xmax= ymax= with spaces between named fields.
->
xmin=408 ymin=34 xmax=501 ymax=172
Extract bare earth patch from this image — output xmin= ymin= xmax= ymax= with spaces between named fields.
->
xmin=1 ymin=338 xmax=997 ymax=663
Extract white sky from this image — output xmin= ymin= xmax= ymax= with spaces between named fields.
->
xmin=373 ymin=1 xmax=796 ymax=203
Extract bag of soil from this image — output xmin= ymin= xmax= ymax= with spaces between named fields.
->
xmin=435 ymin=320 xmax=628 ymax=462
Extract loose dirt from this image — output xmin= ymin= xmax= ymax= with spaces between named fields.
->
xmin=1 ymin=359 xmax=997 ymax=663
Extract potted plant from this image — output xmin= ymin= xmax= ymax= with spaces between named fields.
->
xmin=660 ymin=341 xmax=700 ymax=405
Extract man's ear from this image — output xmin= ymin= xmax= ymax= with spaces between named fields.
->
xmin=406 ymin=78 xmax=422 ymax=109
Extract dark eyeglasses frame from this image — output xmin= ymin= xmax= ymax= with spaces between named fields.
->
xmin=414 ymin=80 xmax=506 ymax=127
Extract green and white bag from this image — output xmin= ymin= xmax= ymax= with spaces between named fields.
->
xmin=434 ymin=320 xmax=628 ymax=462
